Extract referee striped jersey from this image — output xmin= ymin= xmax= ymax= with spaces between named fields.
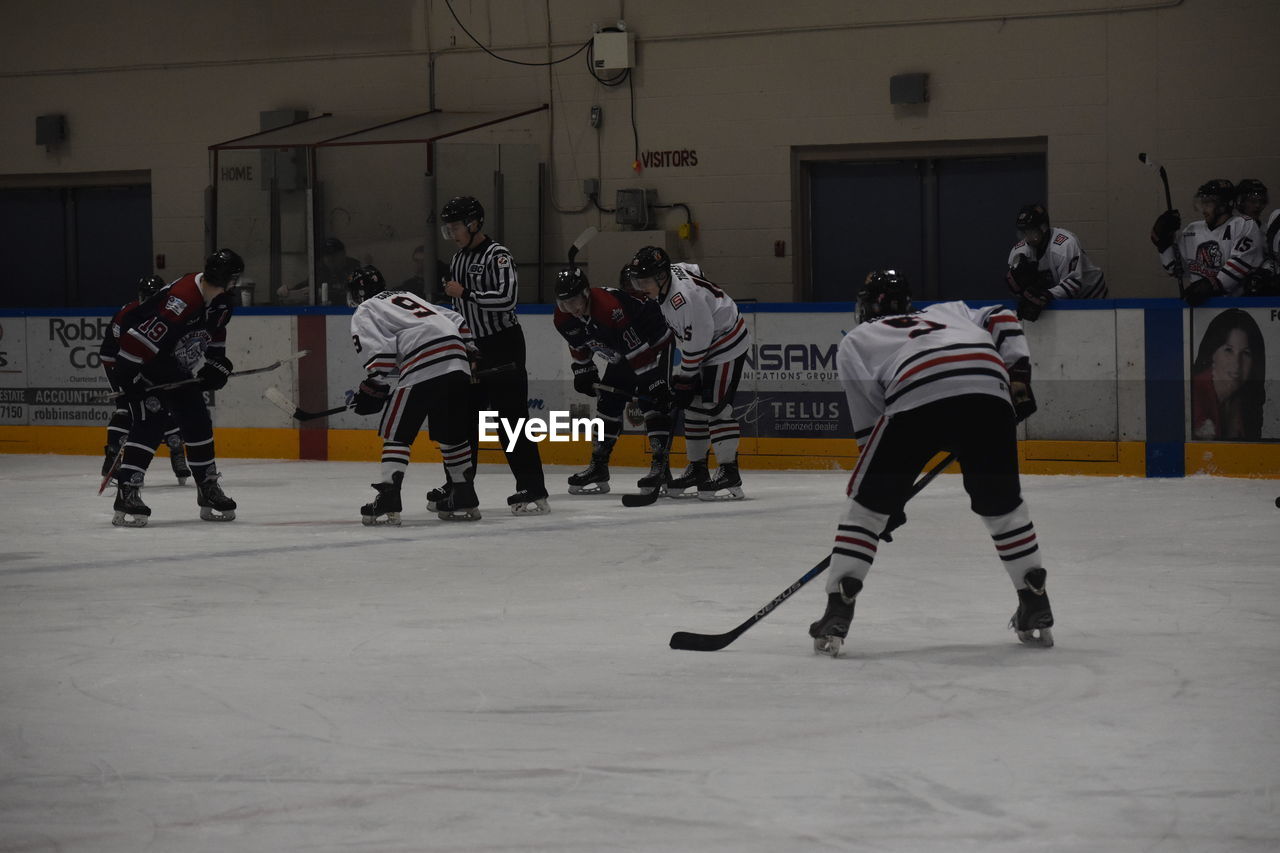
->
xmin=838 ymin=301 xmax=1030 ymax=447
xmin=447 ymin=237 xmax=519 ymax=339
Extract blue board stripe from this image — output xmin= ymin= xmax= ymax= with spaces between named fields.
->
xmin=1144 ymin=304 xmax=1184 ymax=477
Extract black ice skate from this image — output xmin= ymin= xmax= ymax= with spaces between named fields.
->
xmin=437 ymin=481 xmax=482 ymax=521
xmin=361 ymin=472 xmax=403 ymax=526
xmin=667 ymin=459 xmax=709 ymax=497
xmin=567 ymin=459 xmax=611 ymax=495
xmin=1010 ymin=568 xmax=1054 ymax=648
xmin=507 ymin=487 xmax=550 ymax=516
xmin=426 ymin=482 xmax=451 ymax=512
xmin=809 ymin=576 xmax=862 ymax=657
xmin=166 ymin=434 xmax=191 ymax=485
xmin=636 ymin=455 xmax=673 ymax=495
xmin=195 ymin=470 xmax=237 ymax=522
xmin=102 ymin=441 xmax=123 ymax=477
xmin=698 ymin=461 xmax=745 ymax=501
xmin=111 ymin=475 xmax=151 ymax=528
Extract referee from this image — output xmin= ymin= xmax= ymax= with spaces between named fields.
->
xmin=440 ymin=196 xmax=549 ymax=514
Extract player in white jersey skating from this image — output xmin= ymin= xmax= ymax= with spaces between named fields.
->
xmin=1235 ymin=179 xmax=1280 ymax=294
xmin=626 ymin=246 xmax=752 ymax=500
xmin=1005 ymin=204 xmax=1107 ymax=321
xmin=1150 ymin=179 xmax=1264 ymax=305
xmin=346 ymin=265 xmax=480 ymax=523
xmin=809 ymin=270 xmax=1054 ymax=657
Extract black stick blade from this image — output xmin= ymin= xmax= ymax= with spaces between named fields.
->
xmin=621 ymin=491 xmax=661 ymax=507
xmin=670 ymin=630 xmax=739 ymax=652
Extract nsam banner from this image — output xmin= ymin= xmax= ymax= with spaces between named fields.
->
xmin=737 ymin=312 xmax=851 ymax=439
xmin=1188 ymin=306 xmax=1280 ymax=441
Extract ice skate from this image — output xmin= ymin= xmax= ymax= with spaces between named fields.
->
xmin=101 ymin=441 xmax=122 ymax=477
xmin=1010 ymin=568 xmax=1054 ymax=647
xmin=698 ymin=461 xmax=745 ymax=501
xmin=111 ymin=475 xmax=150 ymax=528
xmin=195 ymin=469 xmax=237 ymax=522
xmin=166 ymin=434 xmax=191 ymax=485
xmin=507 ymin=488 xmax=550 ymax=516
xmin=437 ymin=481 xmax=482 ymax=521
xmin=667 ymin=459 xmax=709 ymax=497
xmin=635 ymin=450 xmax=673 ymax=497
xmin=361 ymin=472 xmax=403 ymax=526
xmin=809 ymin=576 xmax=862 ymax=657
xmin=426 ymin=482 xmax=451 ymax=512
xmin=567 ymin=459 xmax=611 ymax=495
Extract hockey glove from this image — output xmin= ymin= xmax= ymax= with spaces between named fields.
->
xmin=880 ymin=510 xmax=908 ymax=543
xmin=1008 ymin=357 xmax=1037 ymax=423
xmin=1006 ymin=256 xmax=1040 ymax=296
xmin=1016 ymin=290 xmax=1050 ymax=322
xmin=1150 ymin=209 xmax=1182 ymax=251
xmin=352 ymin=377 xmax=390 ymax=415
xmin=1183 ymin=277 xmax=1219 ymax=307
xmin=198 ymin=354 xmax=233 ymax=391
xmin=572 ymin=364 xmax=600 ymax=397
xmin=114 ymin=369 xmax=151 ymax=402
xmin=672 ymin=376 xmax=700 ymax=410
xmin=640 ymin=375 xmax=673 ymax=411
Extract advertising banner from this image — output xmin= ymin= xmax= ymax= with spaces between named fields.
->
xmin=22 ymin=315 xmax=115 ymax=427
xmin=1188 ymin=306 xmax=1280 ymax=441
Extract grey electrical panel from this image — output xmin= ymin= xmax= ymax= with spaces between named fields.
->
xmin=615 ymin=188 xmax=656 ymax=227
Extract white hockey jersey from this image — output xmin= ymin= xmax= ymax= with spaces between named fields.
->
xmin=659 ymin=262 xmax=752 ymax=382
xmin=1007 ymin=227 xmax=1107 ymax=299
xmin=350 ymin=291 xmax=473 ymax=388
xmin=839 ymin=302 xmax=1030 ymax=447
xmin=1159 ymin=215 xmax=1263 ymax=296
xmin=1263 ymin=209 xmax=1280 ymax=275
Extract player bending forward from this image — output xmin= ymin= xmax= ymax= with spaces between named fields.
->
xmin=347 ymin=265 xmax=480 ymax=523
xmin=809 ymin=270 xmax=1055 ymax=657
xmin=626 ymin=247 xmax=752 ymax=500
xmin=553 ymin=265 xmax=675 ymax=495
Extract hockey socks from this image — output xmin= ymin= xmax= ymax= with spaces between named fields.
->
xmin=827 ymin=499 xmax=888 ymax=591
xmin=982 ymin=501 xmax=1043 ymax=587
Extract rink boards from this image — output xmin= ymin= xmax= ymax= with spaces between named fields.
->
xmin=1 ymin=299 xmax=1277 ymax=478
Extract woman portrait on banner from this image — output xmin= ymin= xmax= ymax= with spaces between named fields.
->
xmin=1190 ymin=308 xmax=1266 ymax=441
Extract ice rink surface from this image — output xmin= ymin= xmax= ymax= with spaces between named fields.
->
xmin=1 ymin=454 xmax=1277 ymax=852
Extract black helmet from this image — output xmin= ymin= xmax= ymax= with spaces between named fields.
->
xmin=204 ymin=248 xmax=245 ymax=287
xmin=440 ymin=196 xmax=484 ymax=225
xmin=856 ymin=269 xmax=913 ymax=323
xmin=628 ymin=245 xmax=672 ymax=281
xmin=1015 ymin=204 xmax=1050 ymax=233
xmin=321 ymin=237 xmax=346 ymax=256
xmin=346 ymin=265 xmax=387 ymax=306
xmin=137 ymin=275 xmax=166 ymax=301
xmin=1236 ymin=178 xmax=1268 ymax=209
xmin=555 ymin=266 xmax=590 ymax=302
xmin=1195 ymin=179 xmax=1236 ymax=210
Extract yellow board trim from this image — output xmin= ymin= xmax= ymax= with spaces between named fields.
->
xmin=3 ymin=426 xmax=1277 ymax=479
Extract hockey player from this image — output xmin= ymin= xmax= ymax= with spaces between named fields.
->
xmin=1150 ymin=179 xmax=1264 ymax=306
xmin=108 ymin=250 xmax=243 ymax=527
xmin=626 ymin=247 xmax=752 ymax=500
xmin=99 ymin=275 xmax=191 ymax=484
xmin=347 ymin=265 xmax=480 ymax=523
xmin=439 ymin=195 xmax=549 ymax=515
xmin=553 ymin=265 xmax=675 ymax=496
xmin=808 ymin=270 xmax=1054 ymax=657
xmin=1005 ymin=204 xmax=1107 ymax=321
xmin=1235 ymin=179 xmax=1279 ymax=294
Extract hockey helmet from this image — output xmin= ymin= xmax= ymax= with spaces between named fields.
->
xmin=1015 ymin=204 xmax=1051 ymax=249
xmin=1236 ymin=178 xmax=1269 ymax=217
xmin=439 ymin=196 xmax=484 ymax=239
xmin=203 ymin=248 xmax=245 ymax=287
xmin=320 ymin=237 xmax=346 ymax=257
xmin=555 ymin=266 xmax=591 ymax=317
xmin=346 ymin=264 xmax=387 ymax=307
xmin=627 ymin=245 xmax=673 ymax=298
xmin=856 ymin=269 xmax=913 ymax=323
xmin=137 ymin=274 xmax=167 ymax=301
xmin=1194 ymin=179 xmax=1235 ymax=221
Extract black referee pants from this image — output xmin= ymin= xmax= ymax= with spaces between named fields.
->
xmin=467 ymin=324 xmax=546 ymax=495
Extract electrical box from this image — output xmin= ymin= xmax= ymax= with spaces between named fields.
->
xmin=593 ymin=30 xmax=633 ymax=70
xmin=36 ymin=114 xmax=67 ymax=148
xmin=889 ymin=73 xmax=929 ymax=105
xmin=615 ymin=188 xmax=656 ymax=228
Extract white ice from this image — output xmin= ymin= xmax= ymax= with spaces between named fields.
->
xmin=1 ymin=455 xmax=1278 ymax=852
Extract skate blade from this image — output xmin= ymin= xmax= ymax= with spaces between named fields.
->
xmin=567 ymin=482 xmax=610 ymax=495
xmin=813 ymin=636 xmax=843 ymax=657
xmin=509 ymin=499 xmax=550 ymax=516
xmin=111 ymin=511 xmax=149 ymax=528
xmin=438 ymin=508 xmax=482 ymax=521
xmin=199 ymin=507 xmax=236 ymax=522
xmin=362 ymin=512 xmax=402 ymax=526
xmin=697 ymin=486 xmax=746 ymax=502
xmin=175 ymin=476 xmax=189 ymax=486
xmin=1015 ymin=627 xmax=1054 ymax=648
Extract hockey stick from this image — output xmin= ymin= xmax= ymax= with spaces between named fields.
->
xmin=567 ymin=226 xmax=599 ymax=266
xmin=91 ymin=350 xmax=310 ymax=403
xmin=1139 ymin=152 xmax=1187 ymax=298
xmin=97 ymin=446 xmax=125 ymax=495
xmin=669 ymin=451 xmax=957 ymax=651
xmin=263 ymin=363 xmax=522 ymax=422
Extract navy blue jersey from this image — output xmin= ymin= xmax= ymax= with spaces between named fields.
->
xmin=553 ymin=287 xmax=673 ymax=376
